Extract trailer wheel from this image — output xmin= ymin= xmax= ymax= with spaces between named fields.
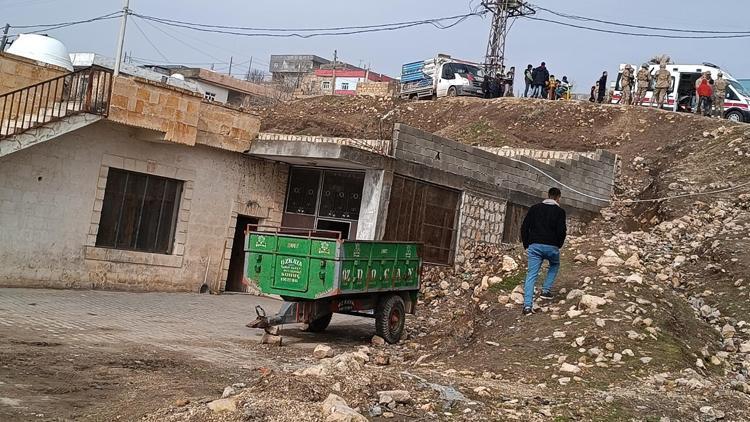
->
xmin=726 ymin=110 xmax=744 ymax=123
xmin=375 ymin=295 xmax=405 ymax=344
xmin=305 ymin=313 xmax=332 ymax=332
xmin=447 ymin=86 xmax=457 ymax=97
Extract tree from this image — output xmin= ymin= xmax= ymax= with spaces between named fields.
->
xmin=245 ymin=69 xmax=267 ymax=83
xmin=649 ymin=54 xmax=673 ymax=65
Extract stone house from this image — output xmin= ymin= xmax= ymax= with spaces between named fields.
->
xmin=0 ymin=49 xmax=618 ymax=294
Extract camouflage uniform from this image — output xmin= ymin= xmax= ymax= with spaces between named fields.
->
xmin=635 ymin=66 xmax=650 ymax=106
xmin=714 ymin=74 xmax=729 ymax=118
xmin=620 ymin=66 xmax=633 ymax=105
xmin=652 ymin=65 xmax=671 ymax=109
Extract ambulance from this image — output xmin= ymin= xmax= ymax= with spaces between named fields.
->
xmin=611 ymin=62 xmax=750 ymax=123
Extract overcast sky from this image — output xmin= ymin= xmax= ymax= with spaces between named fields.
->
xmin=4 ymin=0 xmax=750 ymax=90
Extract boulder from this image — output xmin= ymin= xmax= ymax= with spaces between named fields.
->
xmin=207 ymin=398 xmax=237 ymax=413
xmin=322 ymin=394 xmax=368 ymax=422
xmin=560 ymin=363 xmax=581 ymax=374
xmin=579 ymin=294 xmax=607 ymax=310
xmin=502 ymin=256 xmax=518 ymax=272
xmin=597 ymin=250 xmax=624 ymax=267
xmin=314 ymin=344 xmax=335 ymax=359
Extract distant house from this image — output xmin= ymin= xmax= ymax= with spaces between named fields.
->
xmin=269 ymin=55 xmax=330 ymax=87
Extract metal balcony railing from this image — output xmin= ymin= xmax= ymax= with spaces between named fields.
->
xmin=0 ymin=66 xmax=113 ymax=140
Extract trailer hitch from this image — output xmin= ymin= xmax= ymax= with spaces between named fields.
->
xmin=246 ymin=302 xmax=299 ymax=333
xmin=246 ymin=305 xmax=270 ymax=330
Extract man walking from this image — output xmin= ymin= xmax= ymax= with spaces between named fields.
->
xmin=520 ymin=188 xmax=567 ymax=315
xmin=524 ymin=64 xmax=533 ymax=97
xmin=714 ymin=72 xmax=728 ymax=118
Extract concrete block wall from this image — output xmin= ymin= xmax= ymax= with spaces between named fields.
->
xmin=478 ymin=147 xmax=599 ymax=164
xmin=458 ymin=192 xmax=507 ymax=249
xmin=392 ymin=123 xmax=617 ymax=215
xmin=356 ymin=81 xmax=398 ymax=97
xmin=0 ymin=121 xmax=287 ymax=292
xmin=257 ymin=132 xmax=392 ymax=156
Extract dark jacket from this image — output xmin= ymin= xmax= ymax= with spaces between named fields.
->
xmin=532 ymin=65 xmax=549 ymax=86
xmin=520 ymin=201 xmax=567 ymax=249
xmin=597 ymin=74 xmax=608 ymax=97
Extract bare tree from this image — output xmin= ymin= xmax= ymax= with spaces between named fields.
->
xmin=245 ymin=69 xmax=267 ymax=83
xmin=649 ymin=54 xmax=673 ymax=65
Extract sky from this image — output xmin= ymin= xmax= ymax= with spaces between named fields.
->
xmin=3 ymin=0 xmax=750 ymax=91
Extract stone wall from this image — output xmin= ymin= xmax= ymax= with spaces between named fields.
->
xmin=478 ymin=147 xmax=600 ymax=164
xmin=0 ymin=52 xmax=68 ymax=95
xmin=356 ymin=81 xmax=397 ymax=97
xmin=392 ymin=123 xmax=617 ymax=216
xmin=0 ymin=121 xmax=287 ymax=292
xmin=458 ymin=192 xmax=507 ymax=249
xmin=257 ymin=132 xmax=392 ymax=156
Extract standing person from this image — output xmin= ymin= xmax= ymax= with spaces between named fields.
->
xmin=505 ymin=66 xmax=515 ymax=97
xmin=533 ymin=62 xmax=549 ymax=98
xmin=596 ymin=71 xmax=608 ymax=103
xmin=620 ymin=65 xmax=634 ymax=105
xmin=481 ymin=76 xmax=491 ymax=99
xmin=589 ymin=85 xmax=597 ymax=102
xmin=524 ymin=64 xmax=533 ymax=97
xmin=546 ymin=75 xmax=558 ymax=100
xmin=491 ymin=73 xmax=503 ymax=98
xmin=696 ymin=72 xmax=713 ymax=116
xmin=713 ymin=71 xmax=728 ymax=118
xmin=651 ymin=63 xmax=671 ymax=109
xmin=634 ymin=64 xmax=651 ymax=106
xmin=694 ymin=72 xmax=708 ymax=114
xmin=520 ymin=188 xmax=567 ymax=315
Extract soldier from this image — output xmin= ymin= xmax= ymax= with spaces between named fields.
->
xmin=620 ymin=65 xmax=633 ymax=105
xmin=714 ymin=71 xmax=729 ymax=118
xmin=634 ymin=64 xmax=651 ymax=106
xmin=651 ymin=63 xmax=671 ymax=109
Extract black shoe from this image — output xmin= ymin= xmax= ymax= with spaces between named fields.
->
xmin=522 ymin=307 xmax=534 ymax=315
xmin=540 ymin=291 xmax=554 ymax=300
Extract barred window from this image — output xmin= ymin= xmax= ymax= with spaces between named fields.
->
xmin=96 ymin=168 xmax=183 ymax=254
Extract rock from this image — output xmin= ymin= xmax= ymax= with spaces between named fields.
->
xmin=502 ymin=256 xmax=518 ymax=272
xmin=595 ymin=318 xmax=606 ymax=328
xmin=460 ymin=281 xmax=471 ymax=291
xmin=221 ymin=386 xmax=236 ymax=398
xmin=673 ymin=255 xmax=686 ymax=266
xmin=560 ymin=363 xmax=581 ymax=374
xmin=439 ymin=280 xmax=450 ymax=290
xmin=579 ymin=294 xmax=607 ymax=310
xmin=740 ymin=341 xmax=750 ymax=354
xmin=597 ymin=250 xmax=624 ymax=267
xmin=260 ymin=333 xmax=282 ymax=346
xmin=377 ymin=390 xmax=411 ymax=404
xmin=612 ymin=353 xmax=622 ymax=363
xmin=640 ymin=357 xmax=653 ymax=364
xmin=553 ymin=330 xmax=566 ymax=338
xmin=173 ymin=399 xmax=190 ymax=407
xmin=322 ymin=394 xmax=368 ymax=422
xmin=372 ymin=335 xmax=386 ymax=346
xmin=721 ymin=324 xmax=736 ymax=339
xmin=373 ymin=354 xmax=390 ymax=366
xmin=710 ymin=355 xmax=722 ymax=366
xmin=566 ymin=309 xmax=584 ymax=318
xmin=498 ymin=295 xmax=510 ymax=304
xmin=207 ymin=398 xmax=237 ymax=413
xmin=625 ymin=273 xmax=643 ymax=284
xmin=696 ymin=358 xmax=706 ymax=369
xmin=314 ymin=345 xmax=335 ymax=359
xmin=574 ymin=254 xmax=587 ymax=263
xmin=566 ymin=289 xmax=585 ymax=300
xmin=488 ymin=276 xmax=503 ymax=286
xmin=699 ymin=406 xmax=725 ymax=421
xmin=369 ymin=405 xmax=383 ymax=417
xmin=510 ymin=291 xmax=524 ymax=305
xmin=558 ymin=377 xmax=571 ymax=385
xmin=624 ymin=253 xmax=642 ymax=268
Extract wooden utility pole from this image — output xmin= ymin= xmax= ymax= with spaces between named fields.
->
xmin=331 ymin=50 xmax=337 ymax=96
xmin=228 ymin=56 xmax=233 ymax=76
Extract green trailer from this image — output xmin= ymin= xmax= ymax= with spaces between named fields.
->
xmin=244 ymin=228 xmax=422 ymax=343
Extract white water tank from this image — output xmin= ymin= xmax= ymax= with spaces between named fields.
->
xmin=7 ymin=34 xmax=74 ymax=71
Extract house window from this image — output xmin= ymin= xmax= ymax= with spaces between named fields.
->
xmin=96 ymin=168 xmax=183 ymax=254
xmin=341 ymin=82 xmax=349 ymax=90
xmin=384 ymin=175 xmax=460 ymax=265
xmin=204 ymin=92 xmax=216 ymax=101
xmin=322 ymin=81 xmax=331 ymax=90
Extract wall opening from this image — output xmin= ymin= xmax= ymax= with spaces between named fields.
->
xmin=225 ymin=215 xmax=259 ymax=292
xmin=383 ymin=175 xmax=460 ymax=265
xmin=502 ymin=202 xmax=528 ymax=244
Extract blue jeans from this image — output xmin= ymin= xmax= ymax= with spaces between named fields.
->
xmin=523 ymin=244 xmax=561 ymax=308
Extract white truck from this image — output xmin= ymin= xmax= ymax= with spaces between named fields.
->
xmin=611 ymin=62 xmax=750 ymax=123
xmin=400 ymin=54 xmax=485 ymax=100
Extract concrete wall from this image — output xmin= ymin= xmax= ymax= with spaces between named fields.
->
xmin=392 ymin=124 xmax=617 ymax=216
xmin=194 ymin=80 xmax=230 ymax=103
xmin=0 ymin=121 xmax=287 ymax=292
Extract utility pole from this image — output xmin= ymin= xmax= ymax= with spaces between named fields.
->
xmin=0 ymin=24 xmax=10 ymax=52
xmin=331 ymin=50 xmax=337 ymax=96
xmin=228 ymin=56 xmax=233 ymax=76
xmin=113 ymin=0 xmax=130 ymax=76
xmin=482 ymin=0 xmax=535 ymax=76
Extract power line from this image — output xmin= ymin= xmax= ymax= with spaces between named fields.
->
xmin=11 ymin=11 xmax=122 ymax=31
xmin=131 ymin=18 xmax=169 ymax=62
xmin=136 ymin=17 xmax=229 ymax=64
xmin=131 ymin=11 xmax=485 ymax=39
xmin=523 ymin=16 xmax=750 ymax=39
xmin=533 ymin=5 xmax=750 ymax=35
xmin=129 ymin=11 xmax=487 ymax=33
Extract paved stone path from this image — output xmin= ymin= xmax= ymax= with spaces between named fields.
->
xmin=0 ymin=288 xmax=373 ymax=366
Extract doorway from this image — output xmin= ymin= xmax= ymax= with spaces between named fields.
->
xmin=225 ymin=215 xmax=259 ymax=292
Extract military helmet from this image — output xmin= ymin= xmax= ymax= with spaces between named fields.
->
xmin=718 ymin=71 xmax=723 ymax=77
xmin=641 ymin=64 xmax=648 ymax=68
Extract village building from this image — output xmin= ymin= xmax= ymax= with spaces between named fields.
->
xmin=0 ymin=39 xmax=618 ymax=294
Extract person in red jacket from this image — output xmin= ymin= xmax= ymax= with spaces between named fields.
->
xmin=696 ymin=72 xmax=713 ymax=116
